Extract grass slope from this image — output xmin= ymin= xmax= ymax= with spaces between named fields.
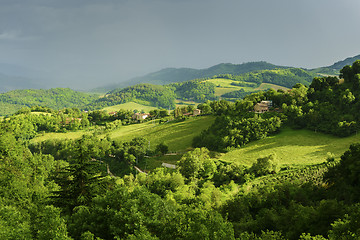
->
xmin=204 ymin=78 xmax=251 ymax=96
xmin=219 ymin=128 xmax=360 ymax=167
xmin=31 ymin=131 xmax=86 ymax=143
xmin=107 ymin=116 xmax=215 ymax=152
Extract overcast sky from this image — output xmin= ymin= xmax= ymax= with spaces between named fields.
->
xmin=0 ymin=0 xmax=359 ymax=89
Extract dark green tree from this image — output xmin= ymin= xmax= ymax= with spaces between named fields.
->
xmin=155 ymin=142 xmax=169 ymax=155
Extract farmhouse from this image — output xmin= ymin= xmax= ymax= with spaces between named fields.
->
xmin=132 ymin=113 xmax=149 ymax=120
xmin=193 ymin=109 xmax=201 ymax=116
xmin=254 ymin=100 xmax=273 ymax=113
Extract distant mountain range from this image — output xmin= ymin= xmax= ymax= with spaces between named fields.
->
xmin=94 ymin=61 xmax=288 ymax=92
xmin=309 ymin=54 xmax=360 ymax=76
xmin=1 ymin=54 xmax=360 ymax=93
xmin=95 ymin=55 xmax=360 ymax=92
xmin=328 ymin=54 xmax=360 ymax=70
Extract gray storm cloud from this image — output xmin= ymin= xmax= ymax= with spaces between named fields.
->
xmin=0 ymin=0 xmax=359 ymax=89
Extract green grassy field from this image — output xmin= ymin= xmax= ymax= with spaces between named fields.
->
xmin=204 ymin=78 xmax=246 ymax=96
xmin=31 ymin=131 xmax=86 ymax=143
xmin=102 ymin=102 xmax=158 ymax=113
xmin=204 ymin=78 xmax=253 ymax=88
xmin=204 ymin=78 xmax=289 ymax=97
xmin=219 ymin=128 xmax=360 ymax=167
xmin=107 ymin=116 xmax=215 ymax=152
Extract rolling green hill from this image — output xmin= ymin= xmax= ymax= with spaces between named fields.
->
xmin=95 ymin=68 xmax=312 ymax=110
xmin=222 ymin=68 xmax=316 ymax=88
xmin=92 ymin=84 xmax=176 ymax=109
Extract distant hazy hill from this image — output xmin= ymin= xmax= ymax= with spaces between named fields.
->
xmin=329 ymin=54 xmax=360 ymax=70
xmin=310 ymin=54 xmax=360 ymax=75
xmin=0 ymin=88 xmax=99 ymax=116
xmin=0 ymin=73 xmax=41 ymax=93
xmin=95 ymin=61 xmax=288 ymax=92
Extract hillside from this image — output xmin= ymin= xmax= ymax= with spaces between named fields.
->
xmin=92 ymin=84 xmax=176 ymax=109
xmin=233 ymin=68 xmax=315 ymax=88
xmin=0 ymin=88 xmax=99 ymax=116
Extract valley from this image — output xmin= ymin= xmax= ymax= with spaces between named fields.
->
xmin=2 ymin=57 xmax=360 ymax=239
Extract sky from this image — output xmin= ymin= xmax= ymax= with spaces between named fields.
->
xmin=0 ymin=0 xmax=359 ymax=90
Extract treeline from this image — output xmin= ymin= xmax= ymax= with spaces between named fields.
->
xmin=170 ymin=79 xmax=216 ymax=102
xmin=221 ymin=88 xmax=262 ymax=99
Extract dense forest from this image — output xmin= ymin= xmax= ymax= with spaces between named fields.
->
xmin=215 ymin=68 xmax=315 ymax=88
xmin=1 ymin=61 xmax=360 ymax=239
xmin=0 ymin=88 xmax=99 ymax=116
xmin=91 ymin=84 xmax=177 ymax=109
